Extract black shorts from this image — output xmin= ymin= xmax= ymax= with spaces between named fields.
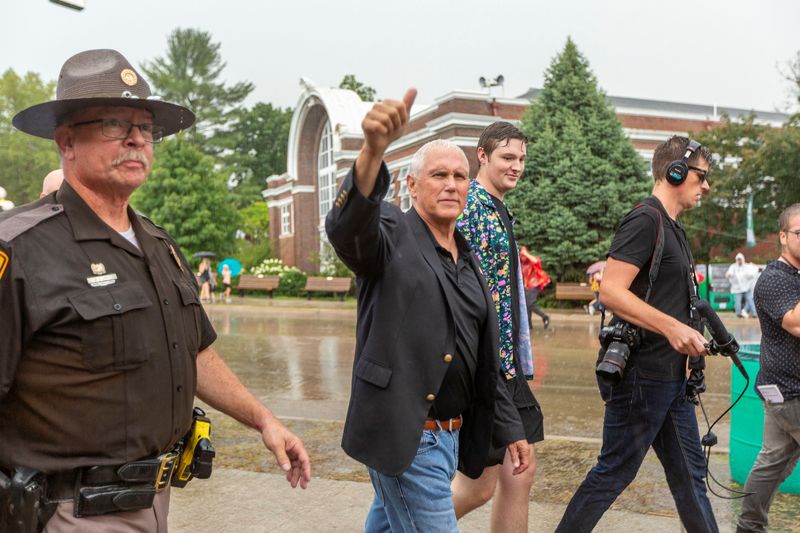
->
xmin=486 ymin=376 xmax=544 ymax=465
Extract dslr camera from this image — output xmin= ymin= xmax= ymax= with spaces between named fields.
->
xmin=596 ymin=321 xmax=641 ymax=386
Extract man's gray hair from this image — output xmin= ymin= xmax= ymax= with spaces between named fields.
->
xmin=410 ymin=139 xmax=469 ymax=176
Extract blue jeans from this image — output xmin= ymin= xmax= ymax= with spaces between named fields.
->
xmin=734 ymin=290 xmax=756 ymax=317
xmin=364 ymin=428 xmax=460 ymax=532
xmin=556 ymin=368 xmax=718 ymax=533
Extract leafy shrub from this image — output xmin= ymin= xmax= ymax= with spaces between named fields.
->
xmin=249 ymin=258 xmax=307 ymax=296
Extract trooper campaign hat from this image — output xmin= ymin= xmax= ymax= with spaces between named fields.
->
xmin=12 ymin=49 xmax=195 ymax=139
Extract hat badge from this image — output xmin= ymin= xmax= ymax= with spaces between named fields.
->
xmin=120 ymin=69 xmax=138 ymax=87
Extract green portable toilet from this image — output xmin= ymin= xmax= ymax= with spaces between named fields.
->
xmin=708 ymin=263 xmax=735 ymax=312
xmin=729 ymin=344 xmax=800 ymax=493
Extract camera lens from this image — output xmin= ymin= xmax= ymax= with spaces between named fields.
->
xmin=596 ymin=342 xmax=630 ymax=386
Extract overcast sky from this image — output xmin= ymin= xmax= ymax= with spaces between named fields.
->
xmin=4 ymin=0 xmax=799 ymax=114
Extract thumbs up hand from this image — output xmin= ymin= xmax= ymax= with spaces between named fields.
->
xmin=361 ymin=88 xmax=417 ymax=156
xmin=354 ymin=88 xmax=417 ymax=197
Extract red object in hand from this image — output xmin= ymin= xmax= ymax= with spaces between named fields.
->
xmin=520 ymin=246 xmax=551 ymax=290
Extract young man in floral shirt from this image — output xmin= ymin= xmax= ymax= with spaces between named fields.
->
xmin=453 ymin=122 xmax=544 ymax=532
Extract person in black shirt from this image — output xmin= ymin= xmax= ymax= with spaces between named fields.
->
xmin=326 ymin=89 xmax=529 ymax=532
xmin=556 ymin=136 xmax=718 ymax=533
xmin=737 ymin=204 xmax=800 ymax=533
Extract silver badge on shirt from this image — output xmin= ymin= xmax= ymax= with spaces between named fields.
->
xmin=87 ymin=263 xmax=116 ymax=287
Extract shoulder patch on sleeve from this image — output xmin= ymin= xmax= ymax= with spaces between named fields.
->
xmin=0 ymin=250 xmax=8 ymax=281
xmin=0 ymin=203 xmax=64 ymax=242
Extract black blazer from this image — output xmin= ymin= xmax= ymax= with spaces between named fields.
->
xmin=325 ymin=164 xmax=523 ymax=478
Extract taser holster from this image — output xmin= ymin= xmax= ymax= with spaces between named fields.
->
xmin=171 ymin=407 xmax=215 ymax=488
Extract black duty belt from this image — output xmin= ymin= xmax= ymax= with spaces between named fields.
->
xmin=45 ymin=452 xmax=179 ymax=517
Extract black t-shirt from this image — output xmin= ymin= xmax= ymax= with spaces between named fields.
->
xmin=427 ymin=232 xmax=487 ymax=419
xmin=606 ymin=196 xmax=694 ymax=381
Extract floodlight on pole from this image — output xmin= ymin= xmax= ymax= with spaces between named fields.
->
xmin=50 ymin=0 xmax=85 ymax=11
xmin=478 ymin=75 xmax=505 ymax=95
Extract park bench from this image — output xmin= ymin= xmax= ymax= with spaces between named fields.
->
xmin=237 ymin=274 xmax=280 ymax=298
xmin=555 ymin=282 xmax=595 ymax=300
xmin=303 ymin=276 xmax=351 ymax=300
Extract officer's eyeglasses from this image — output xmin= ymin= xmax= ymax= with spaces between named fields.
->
xmin=688 ymin=165 xmax=709 ymax=183
xmin=70 ymin=118 xmax=165 ymax=144
xmin=785 ymin=229 xmax=800 ymax=239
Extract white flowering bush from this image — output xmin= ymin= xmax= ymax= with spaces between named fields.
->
xmin=249 ymin=258 xmax=307 ymax=296
xmin=249 ymin=258 xmax=285 ymax=276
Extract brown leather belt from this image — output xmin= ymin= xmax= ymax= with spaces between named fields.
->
xmin=423 ymin=416 xmax=462 ymax=431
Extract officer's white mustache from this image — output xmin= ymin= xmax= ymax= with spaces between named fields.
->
xmin=112 ymin=151 xmax=149 ymax=168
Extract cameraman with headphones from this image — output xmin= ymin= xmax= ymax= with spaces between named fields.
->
xmin=556 ymin=136 xmax=718 ymax=533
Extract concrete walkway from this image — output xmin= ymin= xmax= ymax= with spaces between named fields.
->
xmin=169 ymin=468 xmax=704 ymax=533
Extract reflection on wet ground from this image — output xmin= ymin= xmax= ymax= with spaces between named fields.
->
xmin=205 ymin=304 xmax=799 ymax=532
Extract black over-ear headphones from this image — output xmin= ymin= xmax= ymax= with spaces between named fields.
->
xmin=666 ymin=139 xmax=702 ymax=186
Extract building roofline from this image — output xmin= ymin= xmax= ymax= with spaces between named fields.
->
xmin=517 ymin=88 xmax=789 ymax=125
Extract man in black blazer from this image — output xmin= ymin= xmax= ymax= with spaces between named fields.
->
xmin=326 ymin=89 xmax=530 ymax=532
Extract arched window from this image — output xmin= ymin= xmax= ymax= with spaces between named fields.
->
xmin=318 ymin=121 xmax=336 ymax=221
xmin=398 ymin=166 xmax=412 ymax=211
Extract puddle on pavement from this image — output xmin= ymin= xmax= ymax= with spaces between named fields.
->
xmin=202 ymin=305 xmax=798 ymax=531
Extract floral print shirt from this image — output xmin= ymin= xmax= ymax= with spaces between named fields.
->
xmin=457 ymin=180 xmax=534 ymax=380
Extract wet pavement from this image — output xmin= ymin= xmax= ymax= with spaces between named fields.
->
xmin=168 ymin=300 xmax=799 ymax=532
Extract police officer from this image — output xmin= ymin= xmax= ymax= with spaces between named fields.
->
xmin=0 ymin=49 xmax=310 ymax=532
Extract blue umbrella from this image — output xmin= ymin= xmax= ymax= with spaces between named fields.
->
xmin=218 ymin=258 xmax=242 ymax=277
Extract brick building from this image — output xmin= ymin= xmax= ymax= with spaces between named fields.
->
xmin=264 ymin=78 xmax=787 ymax=272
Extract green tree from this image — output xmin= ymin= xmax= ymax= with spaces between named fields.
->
xmin=339 ymin=74 xmax=377 ymax=101
xmin=0 ymin=69 xmax=60 ymax=205
xmin=227 ymin=102 xmax=292 ymax=207
xmin=779 ymin=50 xmax=800 ymax=114
xmin=680 ymin=111 xmax=800 ymax=263
xmin=756 ymin=124 xmax=800 ymax=204
xmin=239 ymin=200 xmax=269 ymax=242
xmin=141 ymin=28 xmax=254 ymax=151
xmin=507 ymin=38 xmax=649 ymax=281
xmin=132 ymin=138 xmax=240 ymax=258
xmin=683 ymin=115 xmax=773 ymax=261
xmin=234 ymin=200 xmax=271 ymax=270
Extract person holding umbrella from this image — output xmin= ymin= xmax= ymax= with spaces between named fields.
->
xmin=218 ymin=258 xmax=241 ymax=304
xmin=194 ymin=252 xmax=216 ymax=303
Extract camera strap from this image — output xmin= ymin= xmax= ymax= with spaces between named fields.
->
xmin=601 ymin=202 xmax=666 ymax=330
xmin=632 ymin=203 xmax=666 ymax=304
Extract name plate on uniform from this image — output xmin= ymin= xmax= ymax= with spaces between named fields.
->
xmin=86 ymin=273 xmax=118 ymax=287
